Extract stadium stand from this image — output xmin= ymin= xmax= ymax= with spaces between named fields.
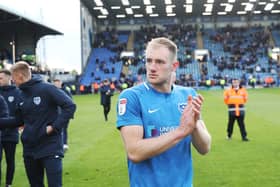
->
xmin=201 ymin=25 xmax=276 ymax=86
xmin=80 ymin=30 xmax=130 ymax=86
xmin=79 ymin=23 xmax=280 ymax=90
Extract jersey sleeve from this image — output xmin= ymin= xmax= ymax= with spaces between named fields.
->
xmin=116 ymin=89 xmax=143 ymax=129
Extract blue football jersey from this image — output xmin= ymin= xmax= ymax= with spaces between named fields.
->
xmin=117 ymin=82 xmax=197 ymax=187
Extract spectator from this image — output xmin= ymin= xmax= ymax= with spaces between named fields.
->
xmin=0 ymin=94 xmax=8 ymax=186
xmin=100 ymin=79 xmax=114 ymax=121
xmin=92 ymin=82 xmax=99 ymax=94
xmin=0 ymin=69 xmax=21 ymax=187
xmin=53 ymin=78 xmax=73 ymax=152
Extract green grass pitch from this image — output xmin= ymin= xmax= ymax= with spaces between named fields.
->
xmin=3 ymin=88 xmax=280 ymax=187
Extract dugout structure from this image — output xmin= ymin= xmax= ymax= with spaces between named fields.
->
xmin=0 ymin=4 xmax=62 ymax=64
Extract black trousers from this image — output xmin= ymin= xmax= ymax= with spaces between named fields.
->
xmin=103 ymin=104 xmax=111 ymax=121
xmin=0 ymin=142 xmax=17 ymax=185
xmin=62 ymin=123 xmax=69 ymax=145
xmin=227 ymin=113 xmax=247 ymax=138
xmin=24 ymin=155 xmax=62 ymax=187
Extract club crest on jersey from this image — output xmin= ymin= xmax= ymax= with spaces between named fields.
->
xmin=178 ymin=103 xmax=187 ymax=113
xmin=33 ymin=97 xmax=41 ymax=105
xmin=8 ymin=96 xmax=14 ymax=103
xmin=118 ymin=98 xmax=127 ymax=115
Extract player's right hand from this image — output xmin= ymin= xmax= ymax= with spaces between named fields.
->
xmin=178 ymin=95 xmax=198 ymax=137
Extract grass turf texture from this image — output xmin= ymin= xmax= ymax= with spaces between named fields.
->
xmin=3 ymin=88 xmax=280 ymax=187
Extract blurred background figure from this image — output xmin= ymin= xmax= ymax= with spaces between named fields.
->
xmin=0 ymin=69 xmax=21 ymax=187
xmin=92 ymin=82 xmax=99 ymax=94
xmin=99 ymin=79 xmax=114 ymax=121
xmin=53 ymin=79 xmax=73 ymax=152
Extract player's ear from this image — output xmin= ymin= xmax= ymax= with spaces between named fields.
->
xmin=173 ymin=61 xmax=179 ymax=70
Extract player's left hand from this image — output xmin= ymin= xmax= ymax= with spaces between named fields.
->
xmin=192 ymin=94 xmax=204 ymax=122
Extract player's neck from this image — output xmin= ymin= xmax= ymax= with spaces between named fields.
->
xmin=149 ymin=83 xmax=171 ymax=93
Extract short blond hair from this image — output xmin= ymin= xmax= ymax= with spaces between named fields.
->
xmin=146 ymin=37 xmax=178 ymax=62
xmin=10 ymin=61 xmax=31 ymax=79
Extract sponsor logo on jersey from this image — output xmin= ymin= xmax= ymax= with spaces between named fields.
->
xmin=147 ymin=125 xmax=159 ymax=137
xmin=118 ymin=98 xmax=127 ymax=115
xmin=148 ymin=125 xmax=177 ymax=137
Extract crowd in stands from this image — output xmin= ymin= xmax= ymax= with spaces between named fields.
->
xmin=2 ymin=22 xmax=280 ymax=94
xmin=176 ymin=73 xmax=197 ymax=87
xmin=93 ymin=57 xmax=117 ymax=76
xmin=78 ymin=23 xmax=280 ymax=93
xmin=133 ymin=24 xmax=197 ymax=67
xmin=93 ymin=27 xmax=127 ymax=53
xmin=205 ymin=25 xmax=270 ymax=72
xmin=81 ymin=27 xmax=129 ymax=84
xmin=117 ymin=24 xmax=198 ymax=88
xmin=270 ymin=23 xmax=280 ymax=47
xmin=199 ymin=24 xmax=280 ymax=88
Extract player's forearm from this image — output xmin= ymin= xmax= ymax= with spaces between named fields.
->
xmin=126 ymin=130 xmax=186 ymax=163
xmin=191 ymin=120 xmax=211 ymax=155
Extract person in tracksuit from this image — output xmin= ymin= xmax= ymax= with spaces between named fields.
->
xmin=0 ymin=95 xmax=9 ymax=119
xmin=0 ymin=69 xmax=21 ymax=187
xmin=53 ymin=79 xmax=72 ymax=152
xmin=0 ymin=95 xmax=9 ymax=121
xmin=0 ymin=61 xmax=76 ymax=187
xmin=224 ymin=78 xmax=249 ymax=141
xmin=99 ymin=79 xmax=114 ymax=121
xmin=0 ymin=94 xmax=9 ymax=186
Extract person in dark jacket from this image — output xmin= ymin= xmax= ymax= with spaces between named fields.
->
xmin=0 ymin=69 xmax=21 ymax=187
xmin=0 ymin=94 xmax=9 ymax=120
xmin=53 ymin=79 xmax=72 ymax=152
xmin=0 ymin=61 xmax=76 ymax=187
xmin=0 ymin=95 xmax=9 ymax=118
xmin=99 ymin=79 xmax=114 ymax=121
xmin=0 ymin=94 xmax=8 ymax=186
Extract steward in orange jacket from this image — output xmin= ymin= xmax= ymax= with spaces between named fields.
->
xmin=224 ymin=79 xmax=249 ymax=141
xmin=92 ymin=82 xmax=99 ymax=94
